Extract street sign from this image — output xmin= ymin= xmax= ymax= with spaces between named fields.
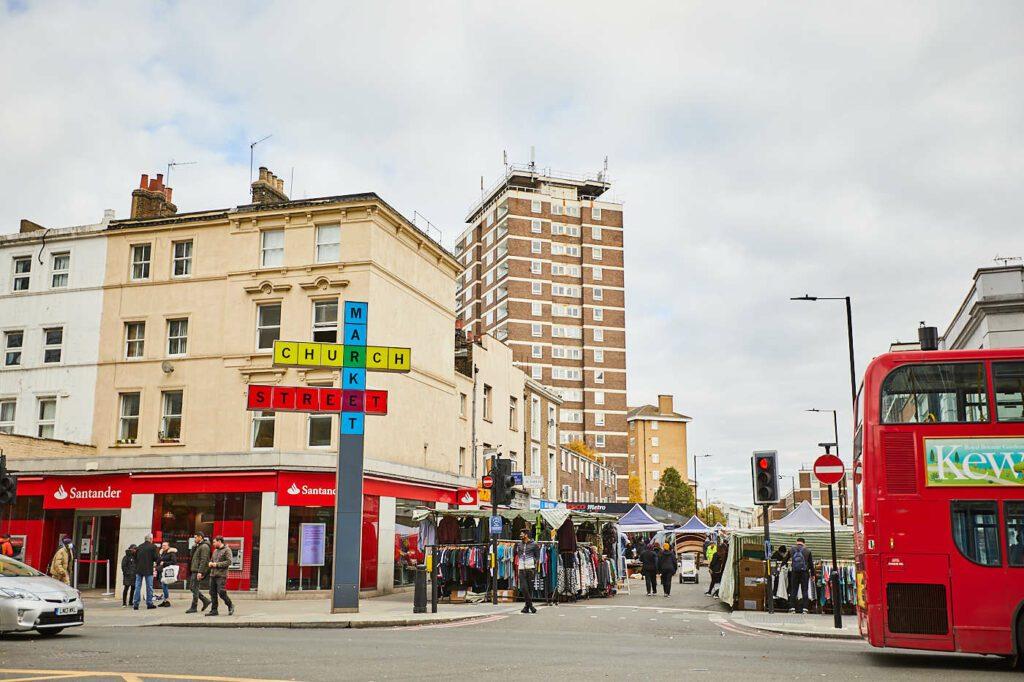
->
xmin=511 ymin=471 xmax=523 ymax=486
xmin=813 ymin=454 xmax=845 ymax=486
xmin=522 ymin=474 xmax=544 ymax=489
xmin=481 ymin=475 xmax=493 ymax=489
xmin=489 ymin=515 xmax=503 ymax=534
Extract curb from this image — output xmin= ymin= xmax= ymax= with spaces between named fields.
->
xmin=736 ymin=622 xmax=861 ymax=640
xmin=144 ymin=612 xmax=504 ymax=629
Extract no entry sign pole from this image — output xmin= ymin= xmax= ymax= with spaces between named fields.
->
xmin=814 ymin=452 xmax=845 ymax=629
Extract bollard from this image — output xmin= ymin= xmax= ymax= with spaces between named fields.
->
xmin=413 ymin=565 xmax=427 ymax=614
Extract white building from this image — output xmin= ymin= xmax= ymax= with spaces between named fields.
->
xmin=942 ymin=265 xmax=1024 ymax=349
xmin=0 ymin=214 xmax=111 ymax=443
xmin=711 ymin=500 xmax=755 ymax=529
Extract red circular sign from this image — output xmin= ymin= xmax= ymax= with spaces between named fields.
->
xmin=481 ymin=475 xmax=493 ymax=489
xmin=854 ymin=460 xmax=862 ymax=486
xmin=813 ymin=454 xmax=845 ymax=486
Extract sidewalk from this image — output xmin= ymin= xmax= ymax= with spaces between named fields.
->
xmin=82 ymin=591 xmax=521 ymax=629
xmin=728 ymin=610 xmax=860 ymax=639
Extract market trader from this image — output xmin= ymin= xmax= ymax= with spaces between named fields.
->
xmin=518 ymin=529 xmax=539 ymax=614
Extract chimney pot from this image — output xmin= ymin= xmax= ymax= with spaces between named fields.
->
xmin=140 ymin=174 xmax=149 ymax=189
xmin=657 ymin=394 xmax=674 ymax=415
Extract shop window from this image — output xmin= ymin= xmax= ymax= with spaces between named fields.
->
xmin=312 ymin=300 xmax=339 ymax=343
xmin=125 ymin=322 xmax=145 ymax=359
xmin=951 ymin=501 xmax=1000 ymax=566
xmin=4 ymin=330 xmax=22 ymax=367
xmin=1006 ymin=501 xmax=1024 ymax=567
xmin=251 ymin=411 xmax=275 ymax=449
xmin=118 ymin=392 xmax=140 ymax=443
xmin=50 ymin=252 xmax=70 ymax=288
xmin=993 ymin=362 xmax=1024 ymax=422
xmin=256 ymin=303 xmax=281 ymax=350
xmin=172 ymin=240 xmax=193 ymax=277
xmin=12 ymin=256 xmax=31 ymax=291
xmin=160 ymin=390 xmax=183 ymax=442
xmin=36 ymin=397 xmax=56 ymax=438
xmin=394 ymin=498 xmax=434 ymax=587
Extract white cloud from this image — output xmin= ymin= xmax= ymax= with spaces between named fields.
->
xmin=2 ymin=1 xmax=1022 ymax=505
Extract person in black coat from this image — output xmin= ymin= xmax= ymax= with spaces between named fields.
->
xmin=639 ymin=543 xmax=660 ymax=596
xmin=132 ymin=534 xmax=159 ymax=610
xmin=120 ymin=545 xmax=137 ymax=608
xmin=658 ymin=543 xmax=678 ymax=597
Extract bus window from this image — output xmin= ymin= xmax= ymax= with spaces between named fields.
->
xmin=1006 ymin=502 xmax=1024 ymax=567
xmin=993 ymin=361 xmax=1024 ymax=422
xmin=852 ymin=423 xmax=863 ymax=533
xmin=881 ymin=363 xmax=988 ymax=424
xmin=951 ymin=501 xmax=1001 ymax=567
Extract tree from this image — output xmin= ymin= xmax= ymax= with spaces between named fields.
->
xmin=566 ymin=438 xmax=598 ymax=461
xmin=651 ymin=467 xmax=696 ymax=517
xmin=699 ymin=503 xmax=727 ymax=526
xmin=627 ymin=474 xmax=644 ymax=503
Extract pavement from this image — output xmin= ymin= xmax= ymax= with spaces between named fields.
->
xmin=81 ymin=590 xmax=520 ymax=629
xmin=727 ymin=609 xmax=860 ymax=639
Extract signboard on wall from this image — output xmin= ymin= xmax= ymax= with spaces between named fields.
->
xmin=299 ymin=523 xmax=327 ymax=567
xmin=924 ymin=438 xmax=1024 ymax=486
xmin=41 ymin=476 xmax=133 ymax=510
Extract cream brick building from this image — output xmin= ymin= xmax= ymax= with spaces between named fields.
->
xmin=627 ymin=395 xmax=691 ymax=503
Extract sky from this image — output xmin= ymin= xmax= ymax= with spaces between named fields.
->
xmin=2 ymin=1 xmax=1023 ymax=506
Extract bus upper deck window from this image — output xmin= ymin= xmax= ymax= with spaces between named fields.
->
xmin=993 ymin=362 xmax=1024 ymax=422
xmin=881 ymin=362 xmax=988 ymax=424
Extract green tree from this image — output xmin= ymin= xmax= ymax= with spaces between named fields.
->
xmin=699 ymin=503 xmax=727 ymax=526
xmin=651 ymin=467 xmax=696 ymax=517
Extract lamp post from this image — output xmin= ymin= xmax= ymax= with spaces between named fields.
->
xmin=692 ymin=453 xmax=711 ymax=514
xmin=807 ymin=408 xmax=848 ymax=524
xmin=790 ymin=295 xmax=857 ymax=414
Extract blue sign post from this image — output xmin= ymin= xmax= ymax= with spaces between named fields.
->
xmin=489 ymin=515 xmax=504 ymax=535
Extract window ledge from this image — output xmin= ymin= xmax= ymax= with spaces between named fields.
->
xmin=111 ymin=443 xmax=143 ymax=449
xmin=153 ymin=441 xmax=185 ymax=447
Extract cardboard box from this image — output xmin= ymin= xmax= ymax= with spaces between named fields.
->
xmin=739 ymin=559 xmax=766 ymax=577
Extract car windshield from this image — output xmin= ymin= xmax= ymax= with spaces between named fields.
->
xmin=0 ymin=555 xmax=43 ymax=577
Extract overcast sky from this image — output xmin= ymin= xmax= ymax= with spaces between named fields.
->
xmin=3 ymin=2 xmax=1022 ymax=506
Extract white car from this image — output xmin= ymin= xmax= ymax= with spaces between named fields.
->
xmin=0 ymin=554 xmax=85 ymax=636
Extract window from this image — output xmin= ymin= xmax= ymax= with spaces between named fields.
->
xmin=251 ymin=411 xmax=275 ymax=448
xmin=595 ymin=435 xmax=605 ymax=449
xmin=459 ymin=447 xmax=467 ymax=474
xmin=595 ymin=370 xmax=605 ymax=384
xmin=531 ymin=260 xmax=542 ymax=275
xmin=593 ymin=266 xmax=603 ymax=281
xmin=651 ymin=469 xmax=659 ymax=481
xmin=316 ymin=224 xmax=341 ymax=263
xmin=12 ymin=256 xmax=31 ymax=291
xmin=261 ymin=230 xmax=284 ymax=267
xmin=651 ymin=453 xmax=659 ymax=463
xmin=595 ymin=412 xmax=605 ymax=426
xmin=592 ymin=207 xmax=602 ymax=221
xmin=592 ymin=247 xmax=603 ymax=262
xmin=36 ymin=397 xmax=56 ymax=438
xmin=552 ymin=203 xmax=563 ymax=216
xmin=483 ymin=384 xmax=492 ymax=421
xmin=951 ymin=501 xmax=1000 ymax=566
xmin=531 ymin=240 xmax=542 ymax=254
xmin=594 ymin=328 xmax=604 ymax=342
xmin=50 ymin=252 xmax=70 ymax=288
xmin=172 ymin=240 xmax=193 ymax=277
xmin=130 ymin=244 xmax=151 ymax=280
xmin=651 ymin=436 xmax=660 ymax=446
xmin=166 ymin=319 xmax=188 ymax=356
xmin=509 ymin=397 xmax=518 ymax=430
xmin=532 ymin=324 xmax=542 ymax=338
xmin=0 ymin=400 xmax=15 ymax=433
xmin=125 ymin=322 xmax=145 ymax=359
xmin=256 ymin=303 xmax=281 ymax=350
xmin=118 ymin=393 xmax=140 ymax=442
xmin=312 ymin=300 xmax=339 ymax=342
xmin=595 ymin=391 xmax=605 ymax=405
xmin=593 ymin=287 xmax=604 ymax=302
xmin=593 ymin=307 xmax=604 ymax=321
xmin=532 ymin=281 xmax=542 ymax=295
xmin=881 ymin=363 xmax=988 ymax=423
xmin=532 ymin=344 xmax=542 ymax=358
xmin=42 ymin=327 xmax=62 ymax=364
xmin=594 ymin=349 xmax=604 ymax=363
xmin=4 ymin=331 xmax=23 ymax=366
xmin=548 ymin=406 xmax=556 ymax=445
xmin=459 ymin=392 xmax=467 ymax=418
xmin=994 ymin=362 xmax=1024 ymax=422
xmin=651 ymin=420 xmax=659 ymax=430
xmin=531 ymin=199 xmax=542 ymax=214
xmin=532 ymin=302 xmax=542 ymax=316
xmin=308 ymin=412 xmax=333 ymax=447
xmin=1006 ymin=501 xmax=1024 ymax=567
xmin=531 ymin=219 xmax=542 ymax=234
xmin=532 ymin=365 xmax=542 ymax=380
xmin=160 ymin=390 xmax=183 ymax=442
xmin=566 ymin=205 xmax=579 ymax=217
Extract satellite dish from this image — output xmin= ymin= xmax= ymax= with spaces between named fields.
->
xmin=161 ymin=361 xmax=174 ymax=374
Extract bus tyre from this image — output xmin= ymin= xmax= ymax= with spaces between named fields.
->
xmin=1014 ymin=614 xmax=1024 ymax=671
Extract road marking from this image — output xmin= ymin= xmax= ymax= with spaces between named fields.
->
xmin=0 ymin=671 xmax=293 ymax=682
xmin=585 ymin=605 xmax=713 ymax=615
xmin=707 ymin=613 xmax=778 ymax=638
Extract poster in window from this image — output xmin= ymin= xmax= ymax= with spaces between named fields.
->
xmin=223 ymin=537 xmax=245 ymax=571
xmin=299 ymin=523 xmax=326 ymax=567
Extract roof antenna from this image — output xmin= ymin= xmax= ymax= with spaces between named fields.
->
xmin=503 ymin=150 xmax=508 ymax=172
xmin=166 ymin=159 xmax=197 ymax=187
xmin=993 ymin=254 xmax=1022 ymax=267
xmin=529 ymin=145 xmax=535 ymax=171
xmin=289 ymin=167 xmax=295 ymax=197
xmin=249 ymin=134 xmax=273 ymax=184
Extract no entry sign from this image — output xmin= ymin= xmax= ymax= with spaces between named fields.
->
xmin=813 ymin=454 xmax=845 ymax=486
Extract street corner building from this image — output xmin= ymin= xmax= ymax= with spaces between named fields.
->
xmin=0 ymin=169 xmax=481 ymax=598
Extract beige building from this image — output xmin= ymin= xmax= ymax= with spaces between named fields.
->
xmin=627 ymin=395 xmax=691 ymax=503
xmin=455 ymin=165 xmax=628 ymax=498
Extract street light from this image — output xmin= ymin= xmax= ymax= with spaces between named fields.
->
xmin=807 ymin=408 xmax=848 ymax=524
xmin=790 ymin=295 xmax=857 ymax=414
xmin=692 ymin=453 xmax=711 ymax=512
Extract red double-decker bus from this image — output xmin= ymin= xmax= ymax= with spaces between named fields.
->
xmin=854 ymin=348 xmax=1024 ymax=667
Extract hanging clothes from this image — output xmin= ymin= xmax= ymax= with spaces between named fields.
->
xmin=437 ymin=516 xmax=461 ymax=544
xmin=557 ymin=518 xmax=578 ymax=553
xmin=418 ymin=517 xmax=437 ymax=550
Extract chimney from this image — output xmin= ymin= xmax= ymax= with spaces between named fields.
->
xmin=250 ymin=166 xmax=289 ymax=204
xmin=130 ymin=172 xmax=177 ymax=220
xmin=657 ymin=394 xmax=674 ymax=415
xmin=19 ymin=219 xmax=46 ymax=233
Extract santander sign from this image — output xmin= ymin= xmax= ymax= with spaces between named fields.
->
xmin=45 ymin=479 xmax=132 ymax=509
xmin=53 ymin=484 xmax=123 ymax=501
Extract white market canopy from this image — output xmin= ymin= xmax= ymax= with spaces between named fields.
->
xmin=617 ymin=504 xmax=666 ymax=533
xmin=771 ymin=500 xmax=830 ymax=531
xmin=674 ymin=515 xmax=712 ymax=533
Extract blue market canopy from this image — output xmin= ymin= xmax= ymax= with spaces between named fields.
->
xmin=617 ymin=504 xmax=665 ymax=532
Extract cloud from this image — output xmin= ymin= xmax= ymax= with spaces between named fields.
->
xmin=2 ymin=1 xmax=1022 ymax=505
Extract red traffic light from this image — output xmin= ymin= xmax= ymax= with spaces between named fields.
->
xmin=758 ymin=458 xmax=769 ymax=470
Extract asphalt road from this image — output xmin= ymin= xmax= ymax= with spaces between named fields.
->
xmin=0 ymin=573 xmax=1015 ymax=681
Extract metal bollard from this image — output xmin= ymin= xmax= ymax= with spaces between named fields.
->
xmin=413 ymin=565 xmax=427 ymax=614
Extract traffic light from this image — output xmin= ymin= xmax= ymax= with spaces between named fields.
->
xmin=490 ymin=457 xmax=515 ymax=506
xmin=751 ymin=451 xmax=779 ymax=505
xmin=0 ymin=455 xmax=16 ymax=506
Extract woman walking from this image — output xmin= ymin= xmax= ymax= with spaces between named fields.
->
xmin=639 ymin=541 xmax=660 ymax=596
xmin=121 ymin=544 xmax=137 ymax=608
xmin=658 ymin=543 xmax=677 ymax=597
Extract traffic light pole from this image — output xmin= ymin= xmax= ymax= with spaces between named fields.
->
xmin=762 ymin=503 xmax=774 ymax=614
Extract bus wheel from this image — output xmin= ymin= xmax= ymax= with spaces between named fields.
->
xmin=1012 ymin=614 xmax=1024 ymax=671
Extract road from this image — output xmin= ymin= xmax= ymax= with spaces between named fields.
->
xmin=0 ymin=572 xmax=1014 ymax=681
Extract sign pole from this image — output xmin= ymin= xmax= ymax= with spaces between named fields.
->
xmin=762 ymin=503 xmax=773 ymax=614
xmin=827 ymin=483 xmax=842 ymax=629
xmin=490 ymin=455 xmax=499 ymax=606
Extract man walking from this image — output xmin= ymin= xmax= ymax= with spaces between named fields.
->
xmin=48 ymin=537 xmax=75 ymax=585
xmin=788 ymin=537 xmax=814 ymax=614
xmin=518 ymin=529 xmax=539 ymax=614
xmin=132 ymin=534 xmax=159 ymax=610
xmin=206 ymin=536 xmax=234 ymax=617
xmin=639 ymin=542 xmax=660 ymax=596
xmin=658 ymin=543 xmax=677 ymax=598
xmin=185 ymin=531 xmax=212 ymax=614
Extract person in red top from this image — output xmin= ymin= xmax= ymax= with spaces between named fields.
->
xmin=0 ymin=533 xmax=14 ymax=558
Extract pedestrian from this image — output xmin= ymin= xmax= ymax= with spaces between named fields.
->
xmin=788 ymin=537 xmax=814 ymax=614
xmin=518 ymin=529 xmax=539 ymax=614
xmin=121 ymin=544 xmax=137 ymax=608
xmin=185 ymin=531 xmax=212 ymax=614
xmin=639 ymin=541 xmax=660 ymax=596
xmin=157 ymin=540 xmax=178 ymax=607
xmin=47 ymin=537 xmax=75 ymax=585
xmin=770 ymin=544 xmax=788 ymax=606
xmin=658 ymin=543 xmax=677 ymax=598
xmin=707 ymin=541 xmax=726 ymax=597
xmin=206 ymin=535 xmax=235 ymax=617
xmin=132 ymin=533 xmax=159 ymax=610
xmin=0 ymin=533 xmax=14 ymax=557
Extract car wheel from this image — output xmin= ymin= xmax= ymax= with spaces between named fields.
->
xmin=37 ymin=629 xmax=64 ymax=637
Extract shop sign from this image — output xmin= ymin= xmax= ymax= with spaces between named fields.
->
xmin=277 ymin=474 xmax=336 ymax=506
xmin=43 ymin=476 xmax=133 ymax=510
xmin=456 ymin=488 xmax=478 ymax=505
xmin=924 ymin=438 xmax=1024 ymax=486
xmin=478 ymin=488 xmax=491 ymax=503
